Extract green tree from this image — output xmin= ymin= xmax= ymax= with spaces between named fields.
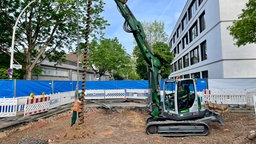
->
xmin=133 ymin=45 xmax=147 ymax=79
xmin=152 ymin=42 xmax=173 ymax=78
xmin=133 ymin=42 xmax=173 ymax=79
xmin=142 ymin=20 xmax=168 ymax=47
xmin=133 ymin=21 xmax=171 ymax=79
xmin=0 ymin=54 xmax=24 ymax=79
xmin=88 ymin=38 xmax=133 ymax=80
xmin=228 ymin=0 xmax=256 ymax=47
xmin=0 ymin=0 xmax=108 ymax=80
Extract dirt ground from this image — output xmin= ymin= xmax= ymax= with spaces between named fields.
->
xmin=0 ymin=107 xmax=255 ymax=144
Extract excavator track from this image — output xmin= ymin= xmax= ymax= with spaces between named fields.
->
xmin=146 ymin=121 xmax=209 ymax=137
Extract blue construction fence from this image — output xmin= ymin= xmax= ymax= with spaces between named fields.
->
xmin=0 ymin=79 xmax=207 ymax=98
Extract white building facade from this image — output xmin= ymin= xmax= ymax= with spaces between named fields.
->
xmin=169 ymin=0 xmax=256 ymax=79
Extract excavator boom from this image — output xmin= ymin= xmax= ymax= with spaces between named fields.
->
xmin=114 ymin=0 xmax=161 ymax=118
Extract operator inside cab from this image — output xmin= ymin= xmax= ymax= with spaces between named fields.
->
xmin=176 ymin=76 xmax=189 ymax=99
xmin=178 ymin=85 xmax=190 ymax=99
xmin=177 ymin=83 xmax=190 ymax=110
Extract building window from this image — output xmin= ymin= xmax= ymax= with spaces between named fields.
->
xmin=174 ymin=62 xmax=178 ymax=71
xmin=200 ymin=40 xmax=207 ymax=61
xmin=183 ymin=54 xmax=189 ymax=68
xmin=182 ymin=14 xmax=188 ymax=30
xmin=173 ymin=33 xmax=176 ymax=44
xmin=202 ymin=70 xmax=208 ymax=78
xmin=188 ymin=0 xmax=197 ymax=20
xmin=177 ymin=25 xmax=181 ymax=38
xmin=178 ymin=58 xmax=183 ymax=70
xmin=169 ymin=39 xmax=173 ymax=48
xmin=173 ymin=47 xmax=177 ymax=56
xmin=198 ymin=0 xmax=203 ymax=5
xmin=191 ymin=72 xmax=200 ymax=78
xmin=199 ymin=11 xmax=206 ymax=32
xmin=176 ymin=46 xmax=179 ymax=55
xmin=178 ymin=42 xmax=182 ymax=53
xmin=189 ymin=21 xmax=198 ymax=42
xmin=190 ymin=47 xmax=199 ymax=65
xmin=184 ymin=74 xmax=190 ymax=78
xmin=182 ymin=33 xmax=188 ymax=49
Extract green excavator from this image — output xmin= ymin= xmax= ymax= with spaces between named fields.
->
xmin=114 ymin=0 xmax=225 ymax=136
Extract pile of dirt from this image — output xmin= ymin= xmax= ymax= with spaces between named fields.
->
xmin=0 ymin=107 xmax=255 ymax=144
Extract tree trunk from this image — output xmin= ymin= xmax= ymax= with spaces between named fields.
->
xmin=25 ymin=65 xmax=32 ymax=80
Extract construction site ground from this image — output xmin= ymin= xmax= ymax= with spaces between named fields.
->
xmin=0 ymin=104 xmax=255 ymax=144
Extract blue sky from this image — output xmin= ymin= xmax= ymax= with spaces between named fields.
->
xmin=102 ymin=0 xmax=187 ymax=55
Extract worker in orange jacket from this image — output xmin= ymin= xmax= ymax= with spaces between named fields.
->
xmin=71 ymin=93 xmax=82 ymax=126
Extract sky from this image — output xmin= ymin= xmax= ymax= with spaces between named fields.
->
xmin=101 ymin=0 xmax=187 ymax=55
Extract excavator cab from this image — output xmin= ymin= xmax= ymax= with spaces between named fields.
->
xmin=162 ymin=78 xmax=201 ymax=120
xmin=145 ymin=78 xmax=224 ymax=136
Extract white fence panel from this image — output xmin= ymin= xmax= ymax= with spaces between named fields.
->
xmin=49 ymin=93 xmax=61 ymax=109
xmin=246 ymin=92 xmax=256 ymax=107
xmin=85 ymin=90 xmax=105 ymax=99
xmin=210 ymin=89 xmax=246 ymax=95
xmin=0 ymin=98 xmax=17 ymax=117
xmin=126 ymin=89 xmax=148 ymax=99
xmin=200 ymin=89 xmax=247 ymax=105
xmin=105 ymin=89 xmax=125 ymax=99
xmin=202 ymin=95 xmax=246 ymax=105
xmin=60 ymin=91 xmax=75 ymax=105
xmin=17 ymin=97 xmax=27 ymax=112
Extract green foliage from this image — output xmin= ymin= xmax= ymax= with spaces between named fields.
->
xmin=0 ymin=0 xmax=108 ymax=79
xmin=141 ymin=20 xmax=168 ymax=47
xmin=88 ymin=38 xmax=133 ymax=80
xmin=54 ymin=0 xmax=75 ymax=3
xmin=32 ymin=66 xmax=43 ymax=75
xmin=133 ymin=42 xmax=173 ymax=79
xmin=0 ymin=55 xmax=24 ymax=78
xmin=228 ymin=0 xmax=256 ymax=47
xmin=152 ymin=42 xmax=173 ymax=78
xmin=133 ymin=21 xmax=171 ymax=79
xmin=0 ymin=68 xmax=9 ymax=79
xmin=0 ymin=54 xmax=25 ymax=79
xmin=133 ymin=45 xmax=147 ymax=80
xmin=0 ymin=67 xmax=24 ymax=79
xmin=0 ymin=54 xmax=9 ymax=67
xmin=47 ymin=50 xmax=67 ymax=64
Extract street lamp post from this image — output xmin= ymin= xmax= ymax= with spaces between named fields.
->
xmin=9 ymin=0 xmax=35 ymax=79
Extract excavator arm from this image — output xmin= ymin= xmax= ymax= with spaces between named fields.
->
xmin=114 ymin=0 xmax=161 ymax=118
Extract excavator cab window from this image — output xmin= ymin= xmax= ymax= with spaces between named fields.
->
xmin=163 ymin=81 xmax=175 ymax=111
xmin=177 ymin=80 xmax=196 ymax=111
